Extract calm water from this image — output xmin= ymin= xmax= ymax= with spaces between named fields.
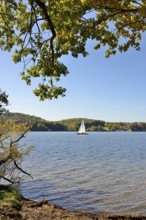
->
xmin=20 ymin=132 xmax=146 ymax=215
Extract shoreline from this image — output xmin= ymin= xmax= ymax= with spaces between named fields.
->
xmin=1 ymin=198 xmax=146 ymax=220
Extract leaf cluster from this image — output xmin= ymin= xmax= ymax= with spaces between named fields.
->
xmin=0 ymin=90 xmax=8 ymax=114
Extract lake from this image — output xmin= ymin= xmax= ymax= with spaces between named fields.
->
xmin=20 ymin=132 xmax=146 ymax=215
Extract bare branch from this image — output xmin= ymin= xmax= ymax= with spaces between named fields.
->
xmin=14 ymin=160 xmax=33 ymax=179
xmin=2 ymin=176 xmax=14 ymax=184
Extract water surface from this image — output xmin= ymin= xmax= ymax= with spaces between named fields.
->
xmin=20 ymin=132 xmax=146 ymax=215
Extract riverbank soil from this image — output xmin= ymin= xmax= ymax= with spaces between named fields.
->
xmin=1 ymin=198 xmax=146 ymax=220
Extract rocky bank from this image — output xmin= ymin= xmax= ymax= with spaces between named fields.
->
xmin=1 ymin=198 xmax=146 ymax=220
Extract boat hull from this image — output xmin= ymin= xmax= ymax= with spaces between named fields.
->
xmin=77 ymin=132 xmax=88 ymax=135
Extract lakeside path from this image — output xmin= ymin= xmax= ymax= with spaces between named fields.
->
xmin=1 ymin=199 xmax=146 ymax=220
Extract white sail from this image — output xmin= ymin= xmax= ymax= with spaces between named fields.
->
xmin=77 ymin=120 xmax=87 ymax=134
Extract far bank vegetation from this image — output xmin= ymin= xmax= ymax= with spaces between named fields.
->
xmin=2 ymin=112 xmax=146 ymax=132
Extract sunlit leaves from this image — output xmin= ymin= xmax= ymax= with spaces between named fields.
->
xmin=33 ymin=84 xmax=66 ymax=100
xmin=0 ymin=119 xmax=30 ymax=141
xmin=0 ymin=0 xmax=146 ymax=100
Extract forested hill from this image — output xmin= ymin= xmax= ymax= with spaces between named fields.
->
xmin=1 ymin=112 xmax=146 ymax=132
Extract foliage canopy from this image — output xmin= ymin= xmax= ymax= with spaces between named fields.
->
xmin=0 ymin=0 xmax=145 ymax=100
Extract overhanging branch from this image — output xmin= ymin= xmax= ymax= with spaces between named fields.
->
xmin=14 ymin=160 xmax=32 ymax=179
xmin=34 ymin=0 xmax=56 ymax=67
xmin=10 ymin=129 xmax=29 ymax=148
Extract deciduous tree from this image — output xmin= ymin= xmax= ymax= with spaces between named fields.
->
xmin=0 ymin=0 xmax=145 ymax=100
xmin=0 ymin=119 xmax=31 ymax=184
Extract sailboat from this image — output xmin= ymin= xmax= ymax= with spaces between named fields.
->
xmin=77 ymin=120 xmax=88 ymax=135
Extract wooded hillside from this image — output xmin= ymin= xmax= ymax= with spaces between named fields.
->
xmin=1 ymin=112 xmax=146 ymax=132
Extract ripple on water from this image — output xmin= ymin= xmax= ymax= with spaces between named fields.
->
xmin=20 ymin=132 xmax=146 ymax=215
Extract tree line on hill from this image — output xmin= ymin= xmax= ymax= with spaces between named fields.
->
xmin=2 ymin=112 xmax=146 ymax=132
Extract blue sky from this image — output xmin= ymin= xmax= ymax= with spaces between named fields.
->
xmin=1 ymin=38 xmax=146 ymax=122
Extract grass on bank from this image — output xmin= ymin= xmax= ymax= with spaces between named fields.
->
xmin=0 ymin=185 xmax=21 ymax=210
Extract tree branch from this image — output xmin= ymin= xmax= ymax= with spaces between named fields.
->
xmin=10 ymin=129 xmax=29 ymax=148
xmin=93 ymin=8 xmax=139 ymax=28
xmin=34 ymin=0 xmax=56 ymax=67
xmin=14 ymin=160 xmax=32 ymax=179
xmin=2 ymin=176 xmax=14 ymax=184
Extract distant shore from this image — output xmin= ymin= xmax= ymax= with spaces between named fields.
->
xmin=3 ymin=112 xmax=146 ymax=132
xmin=1 ymin=198 xmax=146 ymax=220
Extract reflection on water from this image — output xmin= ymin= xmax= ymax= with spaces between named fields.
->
xmin=20 ymin=132 xmax=146 ymax=215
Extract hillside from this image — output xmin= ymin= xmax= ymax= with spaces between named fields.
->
xmin=1 ymin=112 xmax=146 ymax=131
xmin=1 ymin=112 xmax=104 ymax=131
